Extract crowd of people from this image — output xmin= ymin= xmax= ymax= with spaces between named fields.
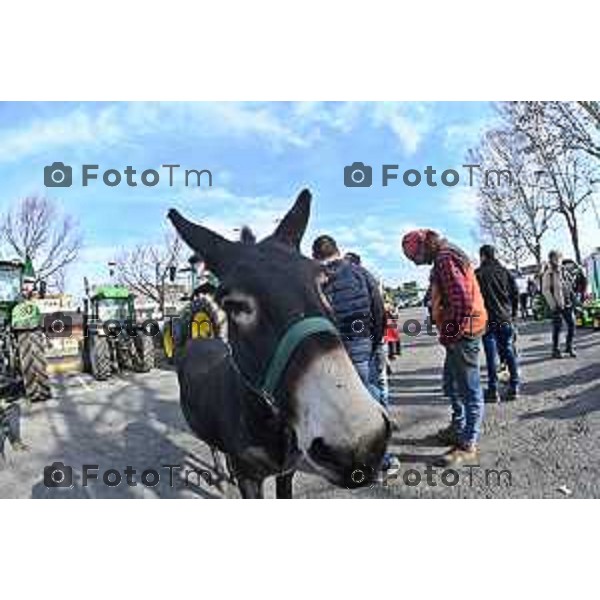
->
xmin=312 ymin=228 xmax=589 ymax=471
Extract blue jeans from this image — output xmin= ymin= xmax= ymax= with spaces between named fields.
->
xmin=368 ymin=343 xmax=389 ymax=408
xmin=354 ymin=360 xmax=371 ymax=389
xmin=483 ymin=322 xmax=519 ymax=392
xmin=552 ymin=307 xmax=575 ymax=351
xmin=444 ymin=336 xmax=484 ymax=446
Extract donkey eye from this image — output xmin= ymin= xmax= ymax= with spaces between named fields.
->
xmin=223 ymin=299 xmax=253 ymax=315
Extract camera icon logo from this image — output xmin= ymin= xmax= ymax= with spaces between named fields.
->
xmin=340 ymin=312 xmax=375 ymax=341
xmin=344 ymin=463 xmax=376 ymax=489
xmin=344 ymin=161 xmax=372 ymax=187
xmin=43 ymin=312 xmax=73 ymax=339
xmin=44 ymin=162 xmax=73 ymax=187
xmin=44 ymin=461 xmax=74 ymax=488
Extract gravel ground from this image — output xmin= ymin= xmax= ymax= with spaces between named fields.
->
xmin=1 ymin=308 xmax=598 ymax=499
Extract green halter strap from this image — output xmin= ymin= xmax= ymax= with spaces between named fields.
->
xmin=260 ymin=316 xmax=339 ymax=395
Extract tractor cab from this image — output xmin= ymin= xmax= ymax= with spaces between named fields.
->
xmin=0 ymin=261 xmax=24 ymax=325
xmin=89 ymin=285 xmax=135 ymax=325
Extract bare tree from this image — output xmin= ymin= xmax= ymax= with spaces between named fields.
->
xmin=502 ymin=102 xmax=597 ymax=263
xmin=471 ymin=130 xmax=557 ymax=268
xmin=540 ymin=101 xmax=600 ymax=161
xmin=535 ymin=151 xmax=595 ymax=264
xmin=478 ymin=102 xmax=599 ymax=264
xmin=115 ymin=232 xmax=183 ymax=313
xmin=0 ymin=196 xmax=83 ymax=290
xmin=478 ymin=195 xmax=530 ymax=269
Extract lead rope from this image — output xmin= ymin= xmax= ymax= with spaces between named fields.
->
xmin=224 ymin=340 xmax=279 ymax=413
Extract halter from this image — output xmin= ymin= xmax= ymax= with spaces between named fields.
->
xmin=226 ymin=315 xmax=340 ymax=411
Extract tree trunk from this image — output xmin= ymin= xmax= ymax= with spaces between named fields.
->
xmin=566 ymin=210 xmax=582 ymax=264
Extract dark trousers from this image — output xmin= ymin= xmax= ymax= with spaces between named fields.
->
xmin=552 ymin=307 xmax=575 ymax=352
xmin=483 ymin=323 xmax=519 ymax=392
xmin=519 ymin=293 xmax=529 ymax=318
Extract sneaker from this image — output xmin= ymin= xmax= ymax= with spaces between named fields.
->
xmin=565 ymin=349 xmax=577 ymax=358
xmin=433 ymin=424 xmax=461 ymax=447
xmin=435 ymin=443 xmax=480 ymax=468
xmin=381 ymin=453 xmax=400 ymax=472
xmin=552 ymin=349 xmax=563 ymax=359
xmin=505 ymin=388 xmax=519 ymax=401
xmin=484 ymin=388 xmax=500 ymax=403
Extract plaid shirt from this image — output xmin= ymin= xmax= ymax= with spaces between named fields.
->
xmin=431 ymin=243 xmax=482 ymax=345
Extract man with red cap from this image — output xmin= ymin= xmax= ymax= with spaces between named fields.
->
xmin=402 ymin=229 xmax=488 ymax=467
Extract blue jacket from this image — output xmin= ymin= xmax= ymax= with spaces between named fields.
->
xmin=322 ymin=258 xmax=380 ymax=364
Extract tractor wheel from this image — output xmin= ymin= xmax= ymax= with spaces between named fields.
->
xmin=89 ymin=335 xmax=111 ymax=380
xmin=135 ymin=334 xmax=155 ymax=372
xmin=118 ymin=339 xmax=136 ymax=371
xmin=17 ymin=331 xmax=51 ymax=401
xmin=162 ymin=321 xmax=175 ymax=364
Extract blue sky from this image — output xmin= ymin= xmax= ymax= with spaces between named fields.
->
xmin=2 ymin=101 xmax=593 ymax=296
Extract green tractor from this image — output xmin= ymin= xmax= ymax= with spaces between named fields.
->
xmin=531 ymin=292 xmax=551 ymax=321
xmin=161 ymin=255 xmax=224 ymax=363
xmin=575 ymin=250 xmax=600 ymax=330
xmin=0 ymin=259 xmax=51 ymax=401
xmin=82 ymin=281 xmax=155 ymax=380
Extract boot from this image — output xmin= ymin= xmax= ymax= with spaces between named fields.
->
xmin=484 ymin=388 xmax=500 ymax=403
xmin=435 ymin=443 xmax=480 ymax=467
xmin=433 ymin=424 xmax=461 ymax=447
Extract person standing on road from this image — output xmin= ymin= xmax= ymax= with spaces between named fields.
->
xmin=542 ymin=250 xmax=577 ymax=358
xmin=475 ymin=245 xmax=520 ymax=403
xmin=384 ymin=302 xmax=401 ymax=360
xmin=312 ymin=236 xmax=383 ymax=391
xmin=343 ymin=251 xmax=389 ymax=406
xmin=526 ymin=277 xmax=537 ymax=316
xmin=402 ymin=229 xmax=488 ymax=467
xmin=314 ymin=236 xmax=396 ymax=471
xmin=515 ymin=272 xmax=529 ymax=320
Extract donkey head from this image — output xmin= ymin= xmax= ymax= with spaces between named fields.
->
xmin=168 ymin=189 xmax=389 ymax=486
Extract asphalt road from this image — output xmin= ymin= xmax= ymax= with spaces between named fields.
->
xmin=1 ymin=308 xmax=599 ymax=498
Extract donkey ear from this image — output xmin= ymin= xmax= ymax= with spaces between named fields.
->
xmin=271 ymin=189 xmax=312 ymax=249
xmin=168 ymin=209 xmax=238 ymax=275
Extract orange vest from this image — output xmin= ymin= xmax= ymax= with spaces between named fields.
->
xmin=432 ymin=264 xmax=488 ymax=339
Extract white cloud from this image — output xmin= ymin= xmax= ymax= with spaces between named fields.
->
xmin=0 ymin=107 xmax=124 ymax=162
xmin=0 ymin=102 xmax=311 ymax=165
xmin=443 ymin=118 xmax=495 ymax=153
xmin=371 ymin=102 xmax=432 ymax=156
xmin=0 ymin=101 xmax=438 ymax=165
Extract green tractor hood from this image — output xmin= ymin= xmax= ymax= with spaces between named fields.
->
xmin=12 ymin=300 xmax=42 ymax=330
xmin=92 ymin=285 xmax=132 ymax=300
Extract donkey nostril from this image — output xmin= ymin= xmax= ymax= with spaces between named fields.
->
xmin=309 ymin=437 xmax=341 ymax=467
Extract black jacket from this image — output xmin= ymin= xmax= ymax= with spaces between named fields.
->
xmin=475 ymin=258 xmax=519 ymax=326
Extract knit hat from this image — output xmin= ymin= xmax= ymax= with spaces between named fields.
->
xmin=402 ymin=229 xmax=438 ymax=264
